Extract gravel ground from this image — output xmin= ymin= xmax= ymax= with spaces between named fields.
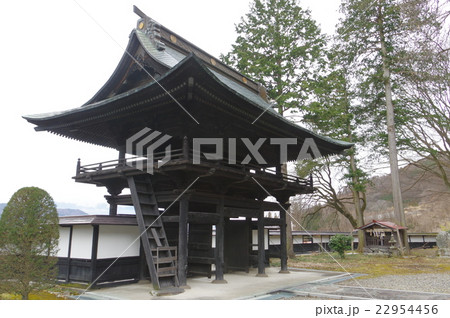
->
xmin=338 ymin=273 xmax=450 ymax=294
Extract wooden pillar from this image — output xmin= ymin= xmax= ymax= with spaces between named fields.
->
xmin=396 ymin=229 xmax=404 ymax=256
xmin=76 ymin=158 xmax=81 ymax=176
xmin=90 ymin=225 xmax=99 ymax=284
xmin=119 ymin=148 xmax=125 ymax=165
xmin=256 ymin=208 xmax=267 ymax=277
xmin=183 ymin=136 xmax=190 ymax=160
xmin=213 ymin=197 xmax=227 ymax=284
xmin=66 ymin=226 xmax=73 ymax=282
xmin=279 ymin=209 xmax=289 ymax=273
xmin=106 ymin=186 xmax=123 ymax=216
xmin=178 ymin=197 xmax=189 ymax=287
xmin=139 ymin=244 xmax=146 ymax=281
xmin=109 ymin=201 xmax=118 ymax=216
xmin=246 ymin=217 xmax=253 ymax=253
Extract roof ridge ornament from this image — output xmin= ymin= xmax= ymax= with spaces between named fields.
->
xmin=133 ymin=5 xmax=165 ymax=51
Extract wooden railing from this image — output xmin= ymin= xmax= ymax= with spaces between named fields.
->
xmin=76 ymin=148 xmax=313 ymax=188
xmin=76 ymin=149 xmax=185 ymax=174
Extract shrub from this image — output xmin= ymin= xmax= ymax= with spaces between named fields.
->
xmin=0 ymin=187 xmax=59 ymax=300
xmin=329 ymin=234 xmax=353 ymax=259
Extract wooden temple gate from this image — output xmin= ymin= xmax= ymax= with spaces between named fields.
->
xmin=74 ymin=142 xmax=305 ymax=289
xmin=24 ymin=6 xmax=352 ymax=293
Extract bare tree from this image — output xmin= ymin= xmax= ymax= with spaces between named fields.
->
xmin=397 ymin=0 xmax=450 ymax=188
xmin=296 ymin=157 xmax=367 ymax=235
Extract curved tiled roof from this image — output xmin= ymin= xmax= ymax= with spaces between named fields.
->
xmin=23 ymin=11 xmax=353 ymax=157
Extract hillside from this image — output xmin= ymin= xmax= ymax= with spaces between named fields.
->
xmin=0 ymin=204 xmax=87 ymax=218
xmin=291 ymin=162 xmax=450 ymax=233
xmin=55 ymin=208 xmax=88 ymax=217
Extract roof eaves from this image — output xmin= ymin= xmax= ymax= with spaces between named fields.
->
xmin=192 ymin=56 xmax=354 ymax=150
xmin=22 ymin=53 xmax=196 ymax=125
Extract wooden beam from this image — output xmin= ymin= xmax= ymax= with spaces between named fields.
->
xmin=261 ymin=201 xmax=282 ymax=210
xmin=212 ymin=197 xmax=227 ymax=284
xmin=90 ymin=225 xmax=99 ymax=284
xmin=66 ymin=226 xmax=73 ymax=282
xmin=133 ymin=5 xmax=148 ymax=19
xmin=256 ymin=208 xmax=267 ymax=277
xmin=396 ymin=229 xmax=404 ymax=256
xmin=263 ymin=217 xmax=283 ymax=226
xmin=279 ymin=210 xmax=289 ymax=274
xmin=107 ymin=192 xmax=282 ymax=211
xmin=224 ymin=207 xmax=259 ymax=218
xmin=188 ymin=212 xmax=220 ymax=224
xmin=109 ymin=201 xmax=118 ymax=216
xmin=178 ymin=197 xmax=189 ymax=287
xmin=163 ymin=212 xmax=220 ymax=224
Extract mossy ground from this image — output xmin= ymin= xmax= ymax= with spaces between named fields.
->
xmin=0 ymin=290 xmax=68 ymax=300
xmin=2 ymin=248 xmax=448 ymax=299
xmin=0 ymin=282 xmax=87 ymax=300
xmin=281 ymin=247 xmax=450 ymax=279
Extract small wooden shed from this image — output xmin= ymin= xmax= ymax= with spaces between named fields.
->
xmin=357 ymin=220 xmax=407 ymax=253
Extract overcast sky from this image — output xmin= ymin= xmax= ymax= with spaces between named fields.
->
xmin=0 ymin=0 xmax=341 ymax=212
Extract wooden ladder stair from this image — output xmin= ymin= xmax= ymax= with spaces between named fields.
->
xmin=128 ymin=175 xmax=180 ymax=292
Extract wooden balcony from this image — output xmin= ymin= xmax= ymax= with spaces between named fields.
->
xmin=74 ymin=148 xmax=314 ymax=198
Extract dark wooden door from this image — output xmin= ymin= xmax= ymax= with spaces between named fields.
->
xmin=224 ymin=220 xmax=249 ymax=272
xmin=188 ymin=224 xmax=213 ymax=277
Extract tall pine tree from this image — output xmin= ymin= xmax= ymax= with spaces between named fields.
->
xmin=336 ymin=0 xmax=411 ymax=251
xmin=222 ymin=0 xmax=328 ymax=258
xmin=221 ymin=0 xmax=326 ymax=113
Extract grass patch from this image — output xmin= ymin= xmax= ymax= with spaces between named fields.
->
xmin=58 ymin=282 xmax=89 ymax=290
xmin=0 ymin=282 xmax=84 ymax=300
xmin=285 ymin=247 xmax=450 ymax=279
xmin=0 ymin=290 xmax=68 ymax=300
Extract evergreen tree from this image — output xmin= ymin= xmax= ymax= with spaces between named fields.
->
xmin=0 ymin=187 xmax=59 ymax=300
xmin=300 ymin=40 xmax=372 ymax=252
xmin=221 ymin=0 xmax=326 ymax=113
xmin=335 ymin=0 xmax=449 ymax=251
xmin=222 ymin=0 xmax=328 ymax=258
xmin=336 ymin=0 xmax=412 ymax=251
